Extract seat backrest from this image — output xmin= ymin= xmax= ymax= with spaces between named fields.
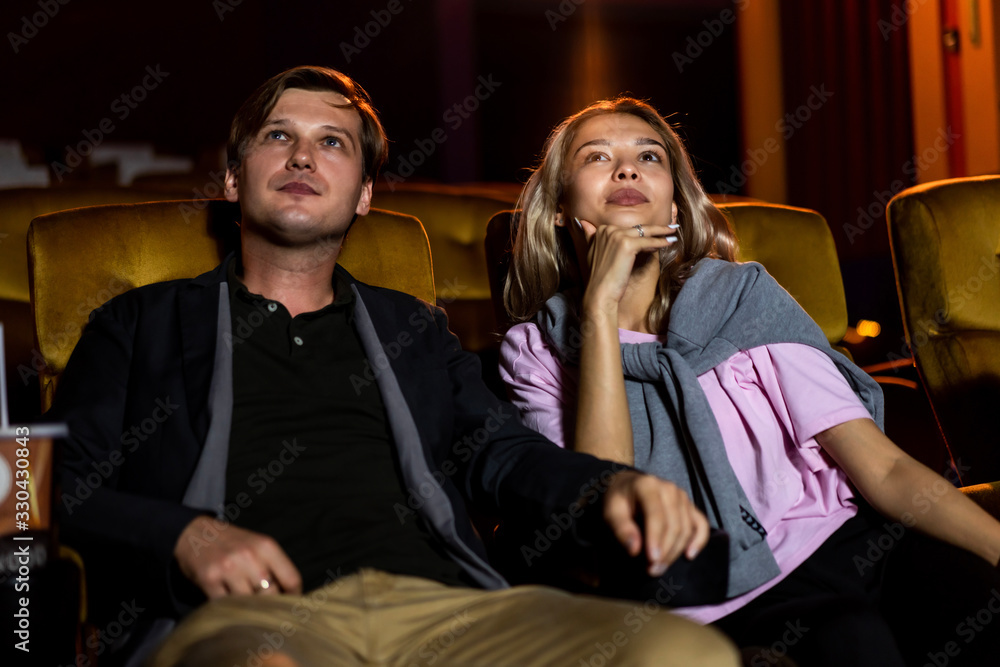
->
xmin=29 ymin=199 xmax=433 ymax=410
xmin=485 ymin=202 xmax=847 ymax=346
xmin=887 ymin=176 xmax=1000 ymax=483
xmin=721 ymin=202 xmax=847 ymax=345
xmin=372 ymin=186 xmax=515 ymax=302
xmin=0 ymin=187 xmax=194 ymax=304
xmin=372 ymin=185 xmax=516 ymax=351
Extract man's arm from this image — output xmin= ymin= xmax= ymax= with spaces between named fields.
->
xmin=432 ymin=307 xmax=708 ymax=574
xmin=52 ymin=290 xmax=302 ymax=601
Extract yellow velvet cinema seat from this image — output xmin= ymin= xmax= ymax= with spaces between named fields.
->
xmin=485 ymin=203 xmax=848 ymax=346
xmin=485 ymin=201 xmax=951 ymax=474
xmin=887 ymin=175 xmax=1000 ymax=486
xmin=372 ymin=183 xmax=517 ymax=352
xmin=0 ymin=187 xmax=194 ymax=422
xmin=28 ymin=199 xmax=435 ymax=411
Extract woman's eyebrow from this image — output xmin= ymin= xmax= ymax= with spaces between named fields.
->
xmin=574 ymin=137 xmax=667 ymax=156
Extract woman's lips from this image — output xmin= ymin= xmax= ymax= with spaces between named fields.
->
xmin=606 ymin=188 xmax=648 ymax=205
xmin=279 ymin=181 xmax=318 ymax=195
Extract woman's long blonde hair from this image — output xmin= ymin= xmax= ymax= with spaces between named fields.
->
xmin=504 ymin=97 xmax=737 ymax=333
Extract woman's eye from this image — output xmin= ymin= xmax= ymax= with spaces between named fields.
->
xmin=585 ymin=152 xmax=608 ymax=163
xmin=639 ymin=151 xmax=662 ymax=162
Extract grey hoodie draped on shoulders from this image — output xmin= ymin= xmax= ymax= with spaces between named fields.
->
xmin=535 ymin=258 xmax=883 ymax=598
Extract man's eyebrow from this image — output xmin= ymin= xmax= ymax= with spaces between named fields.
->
xmin=574 ymin=137 xmax=668 ymax=156
xmin=260 ymin=119 xmax=359 ymax=150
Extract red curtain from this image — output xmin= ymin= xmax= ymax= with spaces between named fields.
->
xmin=779 ymin=0 xmax=914 ymax=262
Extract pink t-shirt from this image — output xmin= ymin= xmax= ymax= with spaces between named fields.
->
xmin=499 ymin=322 xmax=873 ymax=623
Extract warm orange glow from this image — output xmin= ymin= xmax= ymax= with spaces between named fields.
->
xmin=573 ymin=0 xmax=611 ymax=111
xmin=856 ymin=319 xmax=882 ymax=338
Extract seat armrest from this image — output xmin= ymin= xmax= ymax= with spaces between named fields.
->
xmin=961 ymin=481 xmax=1000 ymax=520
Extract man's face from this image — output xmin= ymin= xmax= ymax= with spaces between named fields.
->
xmin=225 ymin=88 xmax=372 ymax=249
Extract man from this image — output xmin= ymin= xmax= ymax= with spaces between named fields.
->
xmin=51 ymin=66 xmax=738 ymax=666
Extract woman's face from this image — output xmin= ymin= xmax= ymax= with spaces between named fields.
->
xmin=559 ymin=113 xmax=678 ymax=235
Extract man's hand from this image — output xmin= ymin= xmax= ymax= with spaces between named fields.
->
xmin=174 ymin=515 xmax=302 ymax=598
xmin=603 ymin=471 xmax=710 ymax=576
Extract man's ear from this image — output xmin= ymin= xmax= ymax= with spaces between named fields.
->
xmin=224 ymin=166 xmax=239 ymax=203
xmin=355 ymin=179 xmax=373 ymax=216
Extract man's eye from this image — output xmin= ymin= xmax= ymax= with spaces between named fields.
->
xmin=267 ymin=130 xmax=287 ymax=140
xmin=324 ymin=137 xmax=342 ymax=147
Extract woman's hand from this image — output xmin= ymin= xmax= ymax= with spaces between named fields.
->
xmin=576 ymin=217 xmax=677 ymax=319
xmin=570 ymin=218 xmax=675 ymax=464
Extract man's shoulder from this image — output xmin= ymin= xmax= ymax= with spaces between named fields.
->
xmin=96 ymin=261 xmax=226 ymax=314
xmin=339 ymin=266 xmax=437 ymax=312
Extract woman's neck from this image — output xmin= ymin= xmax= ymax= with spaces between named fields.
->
xmin=616 ymin=257 xmax=662 ymax=334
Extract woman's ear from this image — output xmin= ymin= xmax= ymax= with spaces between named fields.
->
xmin=554 ymin=208 xmax=567 ymax=227
xmin=671 ymin=201 xmax=679 ymax=223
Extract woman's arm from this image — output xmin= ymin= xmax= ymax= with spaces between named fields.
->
xmin=576 ymin=300 xmax=635 ymax=463
xmin=573 ymin=220 xmax=675 ymax=464
xmin=817 ymin=418 xmax=1000 ymax=566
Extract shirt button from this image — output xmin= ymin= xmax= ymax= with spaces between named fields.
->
xmin=267 ymin=302 xmax=278 ymax=312
xmin=293 ymin=336 xmax=304 ymax=346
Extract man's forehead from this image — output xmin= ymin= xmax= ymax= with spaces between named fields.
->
xmin=266 ymin=88 xmax=359 ymax=125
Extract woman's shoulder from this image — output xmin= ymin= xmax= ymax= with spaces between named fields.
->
xmin=501 ymin=321 xmax=557 ymax=368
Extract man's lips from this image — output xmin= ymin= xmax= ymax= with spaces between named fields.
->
xmin=279 ymin=181 xmax=319 ymax=195
xmin=606 ymin=188 xmax=648 ymax=205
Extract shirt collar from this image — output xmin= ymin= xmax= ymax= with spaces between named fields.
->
xmin=226 ymin=256 xmax=355 ymax=314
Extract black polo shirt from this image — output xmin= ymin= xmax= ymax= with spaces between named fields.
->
xmin=223 ymin=259 xmax=472 ymax=591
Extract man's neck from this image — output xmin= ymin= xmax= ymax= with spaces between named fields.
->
xmin=239 ymin=237 xmax=342 ymax=317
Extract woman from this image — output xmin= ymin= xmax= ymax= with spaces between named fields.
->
xmin=501 ymin=97 xmax=1000 ymax=666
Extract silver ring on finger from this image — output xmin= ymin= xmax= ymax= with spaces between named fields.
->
xmin=633 ymin=224 xmax=644 ymax=237
xmin=256 ymin=578 xmax=272 ymax=593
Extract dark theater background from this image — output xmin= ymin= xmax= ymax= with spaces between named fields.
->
xmin=6 ymin=0 xmax=992 ymax=369
xmin=3 ymin=2 xmax=998 ymax=420
xmin=3 ymin=1 xmax=1000 ymax=665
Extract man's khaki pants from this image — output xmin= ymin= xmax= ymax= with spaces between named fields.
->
xmin=148 ymin=569 xmax=738 ymax=666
